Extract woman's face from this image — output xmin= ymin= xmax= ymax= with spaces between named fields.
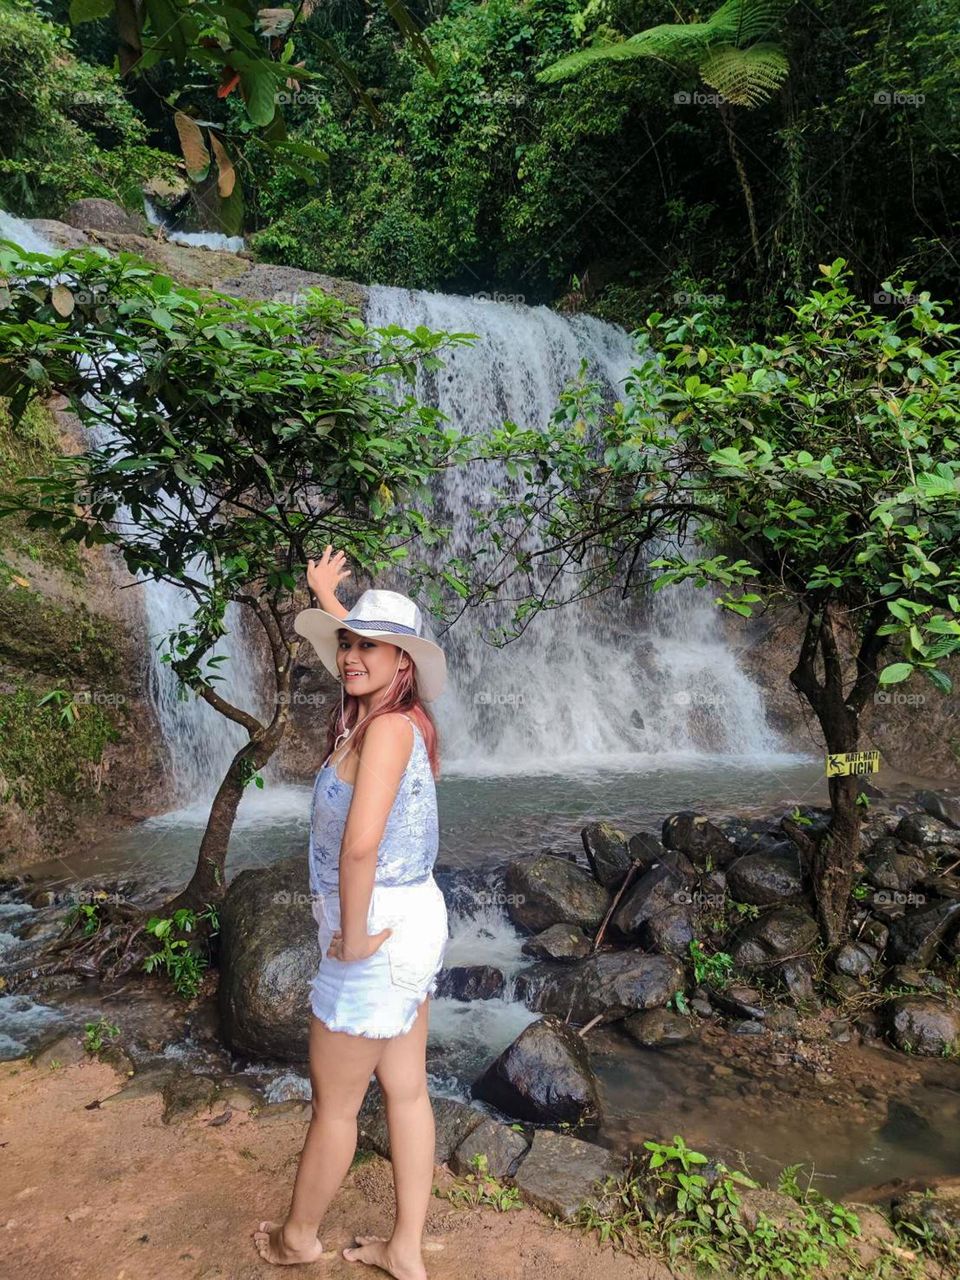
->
xmin=336 ymin=631 xmax=410 ymax=695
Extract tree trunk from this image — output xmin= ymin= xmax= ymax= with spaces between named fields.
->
xmin=718 ymin=101 xmax=762 ymax=270
xmin=788 ymin=599 xmax=870 ymax=948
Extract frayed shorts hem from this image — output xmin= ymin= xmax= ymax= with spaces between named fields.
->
xmin=310 ymin=976 xmax=437 ymax=1039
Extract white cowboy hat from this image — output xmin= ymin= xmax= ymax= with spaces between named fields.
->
xmin=294 ymin=588 xmax=447 ymax=702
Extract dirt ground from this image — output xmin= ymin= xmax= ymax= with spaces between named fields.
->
xmin=0 ymin=1057 xmax=672 ymax=1280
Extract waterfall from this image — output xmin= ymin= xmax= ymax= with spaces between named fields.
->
xmin=2 ymin=206 xmax=784 ymax=799
xmin=365 ymin=285 xmax=782 ymax=772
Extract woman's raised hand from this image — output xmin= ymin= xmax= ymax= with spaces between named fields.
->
xmin=306 ymin=544 xmax=352 ymax=606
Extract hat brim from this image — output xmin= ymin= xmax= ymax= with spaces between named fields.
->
xmin=293 ymin=607 xmax=447 ymax=702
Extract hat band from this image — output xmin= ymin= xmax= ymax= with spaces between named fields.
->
xmin=342 ymin=618 xmax=419 ymax=637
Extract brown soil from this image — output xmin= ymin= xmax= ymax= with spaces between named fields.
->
xmin=0 ymin=1057 xmax=671 ymax=1280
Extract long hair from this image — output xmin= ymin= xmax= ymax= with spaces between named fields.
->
xmin=321 ymin=643 xmax=441 ymax=779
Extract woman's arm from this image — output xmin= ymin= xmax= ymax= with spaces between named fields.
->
xmin=306 ymin=544 xmax=351 ymax=620
xmin=336 ymin=714 xmax=416 ymax=960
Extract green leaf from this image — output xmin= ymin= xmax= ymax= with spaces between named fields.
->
xmin=69 ymin=0 xmax=113 ymax=22
xmin=240 ymin=65 xmax=280 ymax=127
xmin=878 ymin=662 xmax=914 ymax=685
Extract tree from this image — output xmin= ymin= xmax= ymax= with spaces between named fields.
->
xmin=538 ymin=0 xmax=790 ymax=269
xmin=0 ymin=238 xmax=476 ymax=975
xmin=465 ymin=260 xmax=960 ymax=947
xmin=67 ymin=0 xmax=438 ymax=229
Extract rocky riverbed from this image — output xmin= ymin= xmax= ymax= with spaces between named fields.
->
xmin=4 ymin=783 xmax=960 ymax=1273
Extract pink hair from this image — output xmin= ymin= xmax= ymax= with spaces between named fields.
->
xmin=321 ymin=638 xmax=441 ymax=779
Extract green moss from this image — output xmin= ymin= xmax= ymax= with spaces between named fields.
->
xmin=0 ymin=585 xmax=123 ymax=683
xmin=0 ymin=680 xmax=120 ymax=816
xmin=0 ymin=396 xmax=84 ymax=582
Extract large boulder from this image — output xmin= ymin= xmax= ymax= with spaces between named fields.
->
xmin=512 ymin=1128 xmax=625 ymax=1222
xmin=515 ymin=951 xmax=683 ymax=1024
xmin=864 ymin=840 xmax=928 ymax=894
xmin=449 ymin=1116 xmax=530 ymax=1179
xmin=359 ymin=1081 xmax=484 ymax=1161
xmin=891 ymin=1183 xmax=960 ymax=1248
xmin=887 ymin=996 xmax=960 ymax=1056
xmin=726 ymin=849 xmax=805 ymax=906
xmin=662 ymin=811 xmax=737 ymax=870
xmin=471 ymin=1016 xmax=602 ymax=1127
xmin=217 ymin=856 xmax=316 ymax=1062
xmin=895 ymin=812 xmax=960 ymax=850
xmin=504 ymin=854 xmax=611 ymax=934
xmin=61 ymin=197 xmax=148 ymax=235
xmin=521 ymin=923 xmax=592 ymax=963
xmin=914 ymin=790 xmax=960 ymax=832
xmin=731 ymin=906 xmax=819 ymax=969
xmin=610 ymin=863 xmax=694 ymax=940
xmin=435 ymin=964 xmax=505 ymax=1000
xmin=886 ymin=900 xmax=960 ymax=966
xmin=641 ymin=904 xmax=696 ymax=957
xmin=580 ymin=822 xmax=632 ymax=887
xmin=622 ymin=1007 xmax=693 ymax=1046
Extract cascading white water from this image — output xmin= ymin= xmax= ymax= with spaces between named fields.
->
xmin=365 ymin=285 xmax=782 ymax=772
xmin=0 ymin=210 xmax=266 ymax=799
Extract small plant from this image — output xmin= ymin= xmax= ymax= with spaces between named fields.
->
xmin=689 ymin=939 xmax=735 ymax=990
xmin=787 ymin=808 xmax=814 ymax=827
xmin=730 ymin=899 xmax=760 ymax=921
xmin=142 ymin=904 xmax=219 ymax=999
xmin=66 ymin=901 xmax=103 ymax=937
xmin=439 ymin=1153 xmax=521 ymax=1212
xmin=669 ymin=990 xmax=690 ymax=1015
xmin=83 ymin=1017 xmax=120 ymax=1054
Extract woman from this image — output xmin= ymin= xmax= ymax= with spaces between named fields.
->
xmin=254 ymin=546 xmax=449 ymax=1278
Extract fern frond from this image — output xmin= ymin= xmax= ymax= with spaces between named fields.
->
xmin=537 ymin=39 xmax=655 ymax=84
xmin=700 ymin=42 xmax=789 ymax=106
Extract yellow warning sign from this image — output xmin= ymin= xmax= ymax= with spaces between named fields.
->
xmin=826 ymin=750 xmax=881 ymax=777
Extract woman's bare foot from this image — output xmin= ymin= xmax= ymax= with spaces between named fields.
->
xmin=253 ymin=1219 xmax=326 ymax=1265
xmin=342 ymin=1234 xmax=426 ymax=1280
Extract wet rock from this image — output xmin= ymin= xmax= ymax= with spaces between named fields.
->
xmin=521 ymin=923 xmax=592 ymax=963
xmin=622 ymin=1008 xmax=693 ymax=1046
xmin=914 ymin=790 xmax=960 ymax=831
xmin=730 ymin=1019 xmax=764 ymax=1035
xmin=62 ymin=197 xmax=148 ymax=235
xmin=662 ymin=811 xmax=737 ymax=870
xmin=580 ymin=822 xmax=632 ymax=888
xmin=99 ymin=1067 xmax=178 ymax=1105
xmin=860 ymin=919 xmax=889 ymax=951
xmin=835 ymin=942 xmax=878 ymax=977
xmin=895 ymin=812 xmax=960 ymax=849
xmin=738 ymin=1186 xmax=808 ymax=1232
xmin=830 ymin=1020 xmax=852 ymax=1043
xmin=611 ymin=863 xmax=694 ymax=940
xmin=641 ymin=904 xmax=696 ymax=957
xmin=886 ymin=900 xmax=960 ymax=966
xmin=780 ymin=960 xmax=817 ymax=1006
xmin=217 ymin=856 xmax=317 ymax=1063
xmin=217 ymin=1081 xmax=262 ymax=1111
xmin=471 ymin=1016 xmax=602 ymax=1128
xmin=161 ymin=1073 xmax=219 ymax=1124
xmin=623 ymin=831 xmax=696 ymax=881
xmin=515 ymin=951 xmax=683 ymax=1024
xmin=888 ymin=964 xmax=934 ymax=990
xmin=449 ymin=1117 xmax=529 ymax=1179
xmin=865 ymin=841 xmax=928 ymax=893
xmin=726 ymin=850 xmax=805 ymax=906
xmin=828 ymin=973 xmax=865 ymax=1000
xmin=766 ymin=1007 xmax=799 ymax=1034
xmin=887 ymin=996 xmax=960 ymax=1056
xmin=891 ymin=1186 xmax=960 ymax=1248
xmin=359 ymin=1080 xmax=484 ymax=1161
xmin=30 ymin=1029 xmax=88 ymax=1069
xmin=504 ymin=854 xmax=611 ymax=934
xmin=731 ymin=906 xmax=820 ymax=968
xmin=435 ymin=965 xmax=505 ymax=1000
xmin=707 ymin=985 xmax=765 ymax=1021
xmin=511 ymin=1127 xmax=624 ymax=1222
xmin=255 ymin=1100 xmax=310 ymax=1123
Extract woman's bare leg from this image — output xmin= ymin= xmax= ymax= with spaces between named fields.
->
xmin=343 ymin=996 xmax=432 ymax=1279
xmin=253 ymin=1012 xmax=384 ymax=1265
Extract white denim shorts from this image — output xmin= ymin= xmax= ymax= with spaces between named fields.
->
xmin=309 ymin=874 xmax=449 ymax=1038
